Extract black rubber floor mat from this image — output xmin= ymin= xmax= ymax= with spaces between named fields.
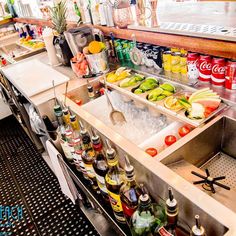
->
xmin=0 ymin=116 xmax=100 ymax=236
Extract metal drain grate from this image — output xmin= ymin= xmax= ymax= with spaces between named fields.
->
xmin=159 ymin=22 xmax=236 ymax=41
xmin=200 ymin=152 xmax=236 ymax=189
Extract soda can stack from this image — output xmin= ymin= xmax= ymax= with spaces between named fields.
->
xmin=211 ymin=57 xmax=226 ymax=86
xmin=225 ymin=60 xmax=236 ymax=90
xmin=198 ymin=55 xmax=212 ymax=82
xmin=187 ymin=52 xmax=199 ymax=83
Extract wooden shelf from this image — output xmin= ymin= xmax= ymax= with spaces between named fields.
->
xmin=13 ymin=17 xmax=236 ymax=59
xmin=0 ymin=18 xmax=13 ymax=26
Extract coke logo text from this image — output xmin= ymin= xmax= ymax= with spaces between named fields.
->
xmin=212 ymin=64 xmax=225 ymax=74
xmin=200 ymin=61 xmax=211 ymax=71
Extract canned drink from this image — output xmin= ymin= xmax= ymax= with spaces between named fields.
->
xmin=187 ymin=52 xmax=199 ymax=82
xmin=114 ymin=39 xmax=124 ymax=62
xmin=180 ymin=49 xmax=187 ymax=55
xmin=171 ymin=48 xmax=180 ymax=53
xmin=225 ymin=60 xmax=236 ymax=90
xmin=162 ymin=51 xmax=172 ymax=71
xmin=180 ymin=54 xmax=187 ymax=75
xmin=171 ymin=52 xmax=181 ymax=73
xmin=122 ymin=42 xmax=131 ymax=61
xmin=211 ymin=57 xmax=226 ymax=86
xmin=198 ymin=55 xmax=212 ymax=82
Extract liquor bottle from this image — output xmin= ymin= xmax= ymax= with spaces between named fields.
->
xmin=42 ymin=115 xmax=57 ymax=140
xmin=156 ymin=187 xmax=178 ymax=236
xmin=190 ymin=215 xmax=206 ymax=236
xmin=120 ymin=155 xmax=142 ymax=223
xmin=54 ymin=104 xmax=73 ymax=162
xmin=91 ymin=129 xmax=109 ymax=201
xmin=98 ymin=0 xmax=106 ymax=26
xmin=155 ymin=187 xmax=190 ymax=236
xmin=62 ymin=106 xmax=71 ymax=126
xmin=105 ymin=139 xmax=126 ymax=224
xmin=130 ymin=185 xmax=160 ymax=236
xmin=87 ymin=80 xmax=95 ymax=101
xmin=79 ymin=121 xmax=99 ymax=191
xmin=69 ymin=108 xmax=80 ymax=131
xmin=73 ymin=0 xmax=82 ymax=23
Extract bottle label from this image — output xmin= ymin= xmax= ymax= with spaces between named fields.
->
xmin=158 ymin=227 xmax=174 ymax=236
xmin=84 ymin=163 xmax=96 ymax=178
xmin=60 ymin=139 xmax=73 ymax=161
xmin=95 ymin=173 xmax=108 ymax=194
xmin=107 ymin=190 xmax=123 ymax=213
xmin=72 ymin=152 xmax=87 ymax=174
xmin=121 ymin=201 xmax=136 ymax=218
xmin=105 ymin=175 xmax=119 ymax=185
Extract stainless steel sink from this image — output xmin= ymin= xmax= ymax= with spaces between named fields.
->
xmin=161 ymin=116 xmax=236 ymax=213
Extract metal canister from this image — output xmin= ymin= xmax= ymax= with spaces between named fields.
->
xmin=171 ymin=52 xmax=181 ymax=73
xmin=162 ymin=51 xmax=172 ymax=71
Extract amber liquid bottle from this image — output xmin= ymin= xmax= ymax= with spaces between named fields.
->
xmin=120 ymin=155 xmax=142 ymax=223
xmin=91 ymin=130 xmax=109 ymax=202
xmin=105 ymin=139 xmax=126 ymax=224
xmin=155 ymin=187 xmax=190 ymax=236
xmin=79 ymin=121 xmax=99 ymax=192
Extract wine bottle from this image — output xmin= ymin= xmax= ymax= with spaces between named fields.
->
xmin=120 ymin=155 xmax=142 ymax=223
xmin=91 ymin=129 xmax=109 ymax=201
xmin=87 ymin=80 xmax=95 ymax=101
xmin=105 ymin=139 xmax=126 ymax=224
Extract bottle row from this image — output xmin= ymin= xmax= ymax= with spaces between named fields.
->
xmin=42 ymin=99 xmax=207 ymax=236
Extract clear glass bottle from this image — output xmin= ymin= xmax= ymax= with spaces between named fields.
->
xmin=130 ymin=187 xmax=160 ymax=236
xmin=105 ymin=139 xmax=126 ymax=224
xmin=120 ymin=155 xmax=142 ymax=223
xmin=91 ymin=129 xmax=109 ymax=201
xmin=80 ymin=121 xmax=99 ymax=192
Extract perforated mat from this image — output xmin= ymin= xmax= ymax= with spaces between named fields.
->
xmin=0 ymin=116 xmax=100 ymax=236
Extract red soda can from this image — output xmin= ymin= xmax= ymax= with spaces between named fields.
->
xmin=198 ymin=55 xmax=212 ymax=82
xmin=225 ymin=60 xmax=236 ymax=90
xmin=187 ymin=52 xmax=199 ymax=81
xmin=211 ymin=57 xmax=226 ymax=86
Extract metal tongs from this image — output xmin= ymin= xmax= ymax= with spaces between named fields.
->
xmin=103 ymin=76 xmax=126 ymax=125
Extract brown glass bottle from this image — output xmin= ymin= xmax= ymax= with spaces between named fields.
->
xmin=105 ymin=139 xmax=126 ymax=224
xmin=91 ymin=130 xmax=109 ymax=201
xmin=120 ymin=155 xmax=142 ymax=223
xmin=80 ymin=121 xmax=99 ymax=192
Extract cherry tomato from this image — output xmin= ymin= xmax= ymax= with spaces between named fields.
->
xmin=145 ymin=147 xmax=158 ymax=157
xmin=75 ymin=99 xmax=83 ymax=106
xmin=99 ymin=88 xmax=105 ymax=95
xmin=178 ymin=125 xmax=191 ymax=137
xmin=165 ymin=135 xmax=177 ymax=146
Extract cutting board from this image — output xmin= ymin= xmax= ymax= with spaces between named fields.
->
xmin=2 ymin=59 xmax=69 ymax=97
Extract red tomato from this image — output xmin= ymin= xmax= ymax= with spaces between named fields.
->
xmin=178 ymin=125 xmax=191 ymax=137
xmin=145 ymin=148 xmax=158 ymax=157
xmin=75 ymin=99 xmax=82 ymax=106
xmin=165 ymin=135 xmax=177 ymax=146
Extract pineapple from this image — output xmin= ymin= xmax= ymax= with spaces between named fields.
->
xmin=49 ymin=1 xmax=67 ymax=35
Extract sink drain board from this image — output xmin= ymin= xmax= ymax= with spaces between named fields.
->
xmin=200 ymin=152 xmax=236 ymax=189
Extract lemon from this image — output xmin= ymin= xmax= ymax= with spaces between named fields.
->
xmin=164 ymin=96 xmax=182 ymax=111
xmin=88 ymin=41 xmax=102 ymax=54
xmin=116 ymin=70 xmax=131 ymax=81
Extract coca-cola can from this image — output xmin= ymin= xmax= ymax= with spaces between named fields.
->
xmin=187 ymin=52 xmax=199 ymax=82
xmin=211 ymin=57 xmax=226 ymax=86
xmin=225 ymin=60 xmax=236 ymax=90
xmin=198 ymin=55 xmax=212 ymax=82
